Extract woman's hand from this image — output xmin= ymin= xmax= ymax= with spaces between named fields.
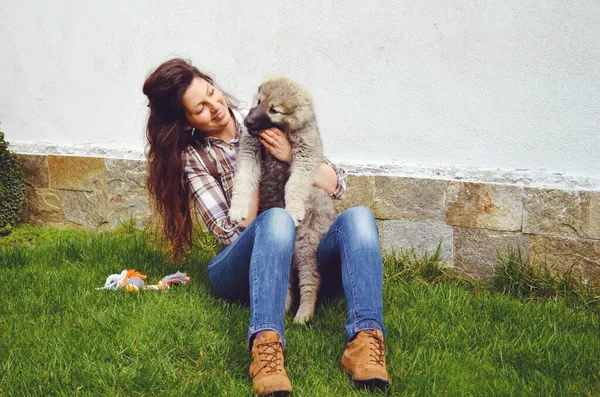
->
xmin=259 ymin=128 xmax=292 ymax=163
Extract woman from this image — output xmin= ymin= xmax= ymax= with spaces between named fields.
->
xmin=143 ymin=58 xmax=389 ymax=396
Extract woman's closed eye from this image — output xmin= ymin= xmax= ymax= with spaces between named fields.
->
xmin=194 ymin=88 xmax=216 ymax=114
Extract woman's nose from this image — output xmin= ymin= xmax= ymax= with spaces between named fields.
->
xmin=207 ymin=98 xmax=219 ymax=112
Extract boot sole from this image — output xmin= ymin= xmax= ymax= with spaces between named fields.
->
xmin=263 ymin=391 xmax=291 ymax=397
xmin=354 ymin=377 xmax=390 ymax=390
xmin=342 ymin=364 xmax=390 ymax=391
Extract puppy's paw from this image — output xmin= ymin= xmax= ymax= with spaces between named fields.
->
xmin=228 ymin=201 xmax=249 ymax=224
xmin=293 ymin=304 xmax=314 ymax=325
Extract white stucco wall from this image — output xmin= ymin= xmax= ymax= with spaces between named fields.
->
xmin=1 ymin=0 xmax=599 ymax=185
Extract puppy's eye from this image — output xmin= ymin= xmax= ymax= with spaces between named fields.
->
xmin=257 ymin=98 xmax=261 ymax=105
xmin=269 ymin=107 xmax=279 ymax=114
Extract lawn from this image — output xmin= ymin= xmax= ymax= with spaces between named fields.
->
xmin=1 ymin=224 xmax=599 ymax=396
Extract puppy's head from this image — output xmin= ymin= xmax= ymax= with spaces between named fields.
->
xmin=244 ymin=76 xmax=313 ymax=136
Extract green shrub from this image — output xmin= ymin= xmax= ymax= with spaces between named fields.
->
xmin=0 ymin=131 xmax=25 ymax=235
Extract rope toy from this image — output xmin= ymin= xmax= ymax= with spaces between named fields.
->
xmin=97 ymin=269 xmax=190 ymax=292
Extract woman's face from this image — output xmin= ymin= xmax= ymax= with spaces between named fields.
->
xmin=182 ymin=77 xmax=232 ymax=135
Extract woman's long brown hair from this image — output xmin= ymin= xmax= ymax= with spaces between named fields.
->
xmin=143 ymin=58 xmax=236 ymax=258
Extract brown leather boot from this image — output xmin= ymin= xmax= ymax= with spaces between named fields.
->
xmin=341 ymin=329 xmax=390 ymax=389
xmin=249 ymin=331 xmax=292 ymax=396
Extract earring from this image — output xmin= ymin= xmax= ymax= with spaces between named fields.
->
xmin=191 ymin=127 xmax=196 ymax=136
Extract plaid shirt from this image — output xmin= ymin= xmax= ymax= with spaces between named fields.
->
xmin=183 ymin=109 xmax=347 ymax=246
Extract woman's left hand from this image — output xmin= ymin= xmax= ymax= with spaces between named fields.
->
xmin=259 ymin=128 xmax=292 ymax=163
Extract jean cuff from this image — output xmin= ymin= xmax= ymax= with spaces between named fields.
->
xmin=346 ymin=320 xmax=386 ymax=342
xmin=248 ymin=323 xmax=286 ymax=350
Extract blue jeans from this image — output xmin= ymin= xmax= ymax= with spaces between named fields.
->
xmin=207 ymin=206 xmax=385 ymax=349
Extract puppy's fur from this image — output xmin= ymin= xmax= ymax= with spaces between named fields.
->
xmin=229 ymin=76 xmax=337 ymax=324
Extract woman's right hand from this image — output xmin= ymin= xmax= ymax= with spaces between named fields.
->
xmin=259 ymin=128 xmax=292 ymax=163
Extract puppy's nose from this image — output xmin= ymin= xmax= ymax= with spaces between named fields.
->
xmin=244 ymin=116 xmax=260 ymax=132
xmin=244 ymin=116 xmax=260 ymax=136
xmin=244 ymin=112 xmax=272 ymax=131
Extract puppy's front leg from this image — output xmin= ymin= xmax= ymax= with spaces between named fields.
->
xmin=285 ymin=141 xmax=320 ymax=226
xmin=229 ymin=135 xmax=262 ymax=224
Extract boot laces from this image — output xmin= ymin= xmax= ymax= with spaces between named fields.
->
xmin=254 ymin=341 xmax=284 ymax=377
xmin=365 ymin=330 xmax=385 ymax=366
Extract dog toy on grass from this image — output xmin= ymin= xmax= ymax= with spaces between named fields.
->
xmin=97 ymin=269 xmax=190 ymax=292
xmin=144 ymin=272 xmax=190 ymax=291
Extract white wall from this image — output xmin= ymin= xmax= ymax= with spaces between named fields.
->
xmin=1 ymin=0 xmax=599 ymax=181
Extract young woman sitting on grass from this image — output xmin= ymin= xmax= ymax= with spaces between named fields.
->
xmin=142 ymin=58 xmax=389 ymax=396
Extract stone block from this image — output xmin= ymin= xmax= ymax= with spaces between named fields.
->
xmin=60 ymin=190 xmax=109 ymax=228
xmin=381 ymin=220 xmax=453 ymax=264
xmin=523 ymin=188 xmax=600 ymax=240
xmin=334 ymin=175 xmax=375 ymax=214
xmin=446 ymin=182 xmax=522 ymax=231
xmin=530 ymin=235 xmax=600 ymax=284
xmin=48 ymin=155 xmax=106 ymax=192
xmin=373 ymin=177 xmax=447 ymax=221
xmin=18 ymin=154 xmax=48 ymax=188
xmin=22 ymin=187 xmax=67 ymax=224
xmin=592 ymin=193 xmax=600 ymax=239
xmin=105 ymin=159 xmax=151 ymax=227
xmin=20 ymin=186 xmax=33 ymax=222
xmin=453 ymin=227 xmax=530 ymax=281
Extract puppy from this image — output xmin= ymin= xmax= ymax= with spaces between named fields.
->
xmin=229 ymin=76 xmax=338 ymax=324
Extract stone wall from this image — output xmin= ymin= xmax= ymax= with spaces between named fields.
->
xmin=20 ymin=154 xmax=150 ymax=230
xmin=18 ymin=154 xmax=600 ymax=283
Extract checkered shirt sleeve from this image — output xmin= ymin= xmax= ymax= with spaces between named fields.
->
xmin=324 ymin=157 xmax=347 ymax=200
xmin=183 ymin=146 xmax=241 ymax=246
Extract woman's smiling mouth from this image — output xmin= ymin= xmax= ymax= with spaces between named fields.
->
xmin=213 ymin=107 xmax=225 ymax=122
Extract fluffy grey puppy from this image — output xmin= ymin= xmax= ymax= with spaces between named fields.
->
xmin=229 ymin=76 xmax=338 ymax=324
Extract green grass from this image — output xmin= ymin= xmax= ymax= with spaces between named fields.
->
xmin=1 ymin=225 xmax=599 ymax=396
xmin=491 ymin=248 xmax=600 ymax=309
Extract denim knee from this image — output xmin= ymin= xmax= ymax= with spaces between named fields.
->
xmin=258 ymin=208 xmax=296 ymax=245
xmin=338 ymin=206 xmax=379 ymax=243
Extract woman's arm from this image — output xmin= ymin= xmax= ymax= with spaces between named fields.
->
xmin=320 ymin=158 xmax=347 ymax=200
xmin=313 ymin=162 xmax=338 ymax=195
